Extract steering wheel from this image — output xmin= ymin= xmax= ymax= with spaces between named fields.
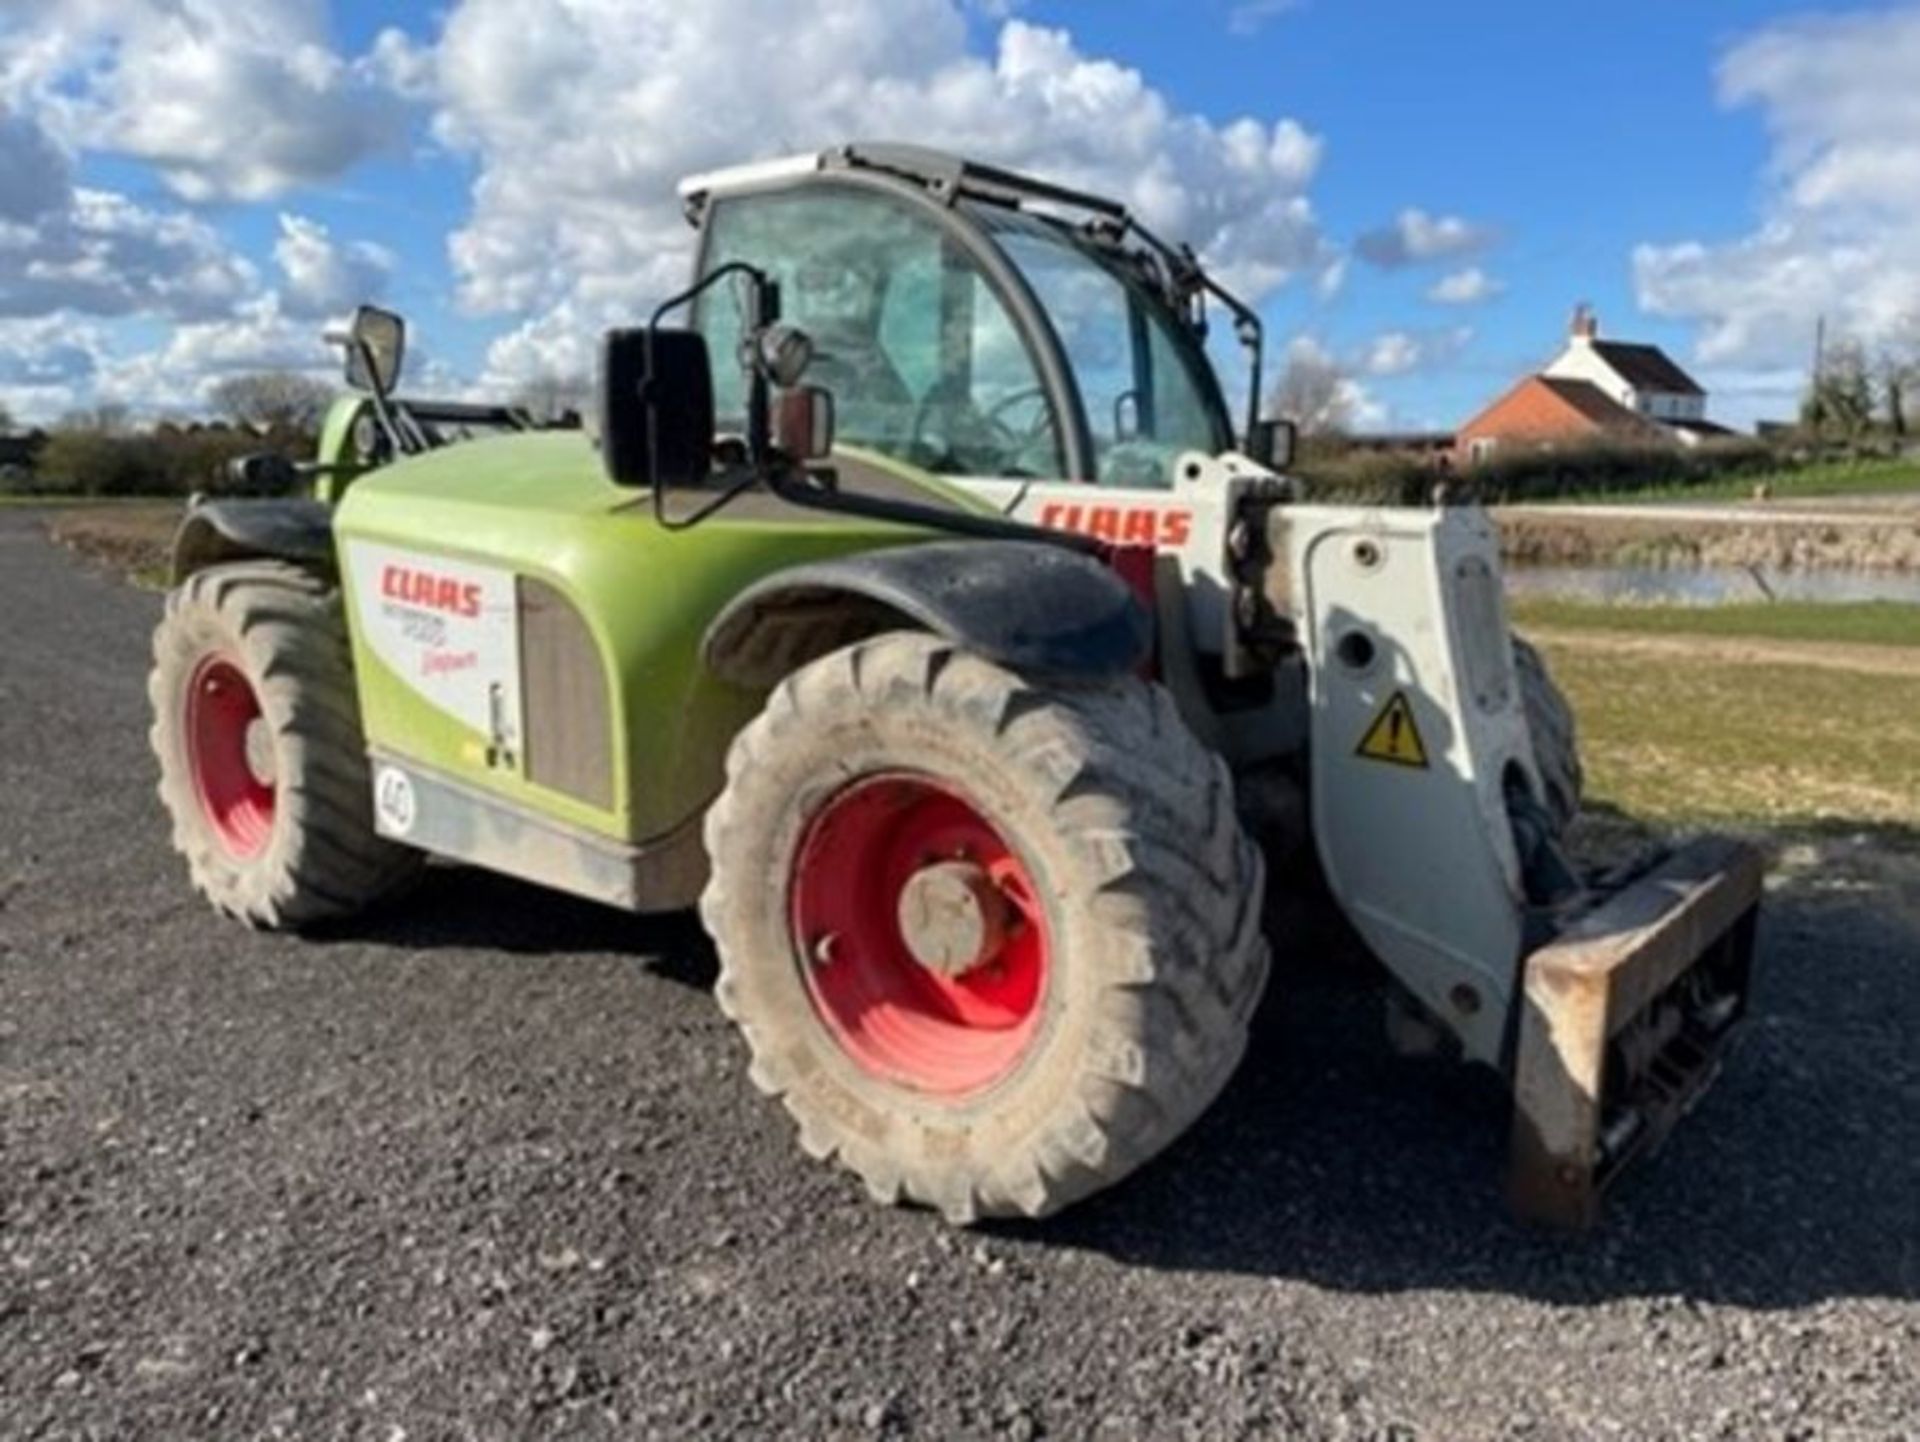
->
xmin=909 ymin=384 xmax=1056 ymax=475
xmin=983 ymin=385 xmax=1052 ymax=437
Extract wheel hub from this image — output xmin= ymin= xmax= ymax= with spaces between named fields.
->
xmin=243 ymin=717 xmax=277 ymax=788
xmin=788 ymin=774 xmax=1049 ymax=1097
xmin=896 ymin=860 xmax=1011 ymax=978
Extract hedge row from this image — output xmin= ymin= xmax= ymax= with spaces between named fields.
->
xmin=0 ymin=429 xmax=307 ymax=499
xmin=1294 ymin=437 xmax=1785 ymax=506
xmin=1 ymin=423 xmax=1858 ymax=508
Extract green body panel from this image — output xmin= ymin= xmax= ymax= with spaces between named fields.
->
xmin=333 ymin=430 xmax=982 ymax=843
xmin=314 ymin=396 xmax=372 ymax=504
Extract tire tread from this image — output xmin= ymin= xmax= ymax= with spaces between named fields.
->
xmin=701 ymin=631 xmax=1268 ymax=1223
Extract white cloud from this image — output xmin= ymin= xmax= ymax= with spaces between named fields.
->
xmin=1227 ymin=0 xmax=1301 ymax=38
xmin=1 ymin=0 xmax=409 ymax=202
xmin=400 ymin=2 xmax=1329 ymax=389
xmin=1354 ymin=207 xmax=1491 ymax=269
xmin=1363 ymin=331 xmax=1420 ymax=377
xmin=0 ymin=301 xmax=342 ymax=424
xmin=0 ymin=313 xmax=103 ymax=421
xmin=96 ymin=294 xmax=337 ymax=413
xmin=1427 ymin=266 xmax=1502 ymax=305
xmin=1315 ymin=253 xmax=1349 ymax=301
xmin=367 ymin=26 xmax=438 ymax=103
xmin=1359 ymin=325 xmax=1472 ymax=377
xmin=1634 ymin=6 xmax=1920 ymax=371
xmin=474 ymin=297 xmax=606 ymax=395
xmin=0 ymin=106 xmax=69 ymax=223
xmin=0 ymin=316 xmax=96 ymax=387
xmin=0 ymin=103 xmax=300 ymax=415
xmin=0 ymin=180 xmax=257 ymax=322
xmin=274 ymin=213 xmax=394 ymax=317
xmin=0 ymin=92 xmax=401 ymax=416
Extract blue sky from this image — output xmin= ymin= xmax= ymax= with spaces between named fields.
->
xmin=5 ymin=1 xmax=1919 ymax=432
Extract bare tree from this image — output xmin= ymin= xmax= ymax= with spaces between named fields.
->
xmin=209 ymin=372 xmax=336 ymax=434
xmin=59 ymin=402 xmax=133 ymax=435
xmin=1875 ymin=313 xmax=1920 ymax=437
xmin=511 ymin=373 xmax=592 ymax=423
xmin=1265 ymin=346 xmax=1355 ymax=437
xmin=1802 ymin=337 xmax=1874 ymax=439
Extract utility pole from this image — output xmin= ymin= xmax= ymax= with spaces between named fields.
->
xmin=1809 ymin=314 xmax=1827 ymax=438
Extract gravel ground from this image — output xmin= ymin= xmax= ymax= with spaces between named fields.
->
xmin=2 ymin=509 xmax=1916 ymax=1440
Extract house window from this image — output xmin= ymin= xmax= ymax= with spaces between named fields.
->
xmin=1468 ymin=437 xmax=1497 ymax=463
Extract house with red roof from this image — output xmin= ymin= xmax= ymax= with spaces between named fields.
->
xmin=1456 ymin=306 xmax=1736 ymax=461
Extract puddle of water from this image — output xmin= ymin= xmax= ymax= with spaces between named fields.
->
xmin=1505 ymin=564 xmax=1920 ymax=605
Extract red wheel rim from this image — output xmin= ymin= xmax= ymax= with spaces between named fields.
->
xmin=185 ymin=655 xmax=276 ymax=859
xmin=789 ymin=774 xmax=1050 ymax=1097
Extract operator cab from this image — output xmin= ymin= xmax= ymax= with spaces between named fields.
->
xmin=680 ymin=145 xmax=1286 ymax=488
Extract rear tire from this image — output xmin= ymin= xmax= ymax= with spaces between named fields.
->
xmin=150 ymin=560 xmax=422 ymax=929
xmin=1514 ymin=633 xmax=1583 ymax=834
xmin=701 ymin=631 xmax=1269 ymax=1223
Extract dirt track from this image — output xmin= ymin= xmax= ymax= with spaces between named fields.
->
xmin=1523 ymin=626 xmax=1920 ymax=678
xmin=3 ymin=509 xmax=1917 ymax=1440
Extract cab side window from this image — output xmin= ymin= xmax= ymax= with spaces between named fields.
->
xmin=697 ymin=189 xmax=1061 ymax=478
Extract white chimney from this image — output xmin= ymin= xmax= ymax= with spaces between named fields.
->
xmin=1570 ymin=303 xmax=1598 ymax=343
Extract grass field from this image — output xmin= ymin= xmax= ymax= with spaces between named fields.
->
xmin=1539 ymin=635 xmax=1919 ymax=829
xmin=1519 ymin=595 xmax=1919 ymax=828
xmin=1554 ymin=454 xmax=1920 ymax=505
xmin=1511 ymin=598 xmax=1920 ymax=649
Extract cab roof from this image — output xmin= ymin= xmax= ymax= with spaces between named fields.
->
xmin=676 ymin=143 xmax=1128 ymax=226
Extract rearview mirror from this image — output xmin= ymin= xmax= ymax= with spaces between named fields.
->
xmin=1248 ymin=418 xmax=1296 ymax=471
xmin=598 ymin=327 xmax=715 ymax=489
xmin=344 ymin=305 xmax=406 ymax=397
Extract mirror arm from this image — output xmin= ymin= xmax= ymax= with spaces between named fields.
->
xmin=347 ymin=334 xmax=421 ymax=458
xmin=638 ymin=261 xmax=781 ymax=531
xmin=391 ymin=399 xmax=432 ymax=455
xmin=651 ymin=464 xmax=763 ymax=533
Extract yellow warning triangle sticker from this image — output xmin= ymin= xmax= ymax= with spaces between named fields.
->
xmin=1356 ymin=691 xmax=1429 ymax=769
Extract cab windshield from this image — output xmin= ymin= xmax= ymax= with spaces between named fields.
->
xmin=974 ymin=206 xmax=1231 ymax=487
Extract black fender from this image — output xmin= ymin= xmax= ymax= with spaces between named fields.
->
xmin=171 ymin=499 xmax=334 ymax=583
xmin=701 ymin=539 xmax=1149 ymax=689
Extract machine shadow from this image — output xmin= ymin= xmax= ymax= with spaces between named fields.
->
xmin=1020 ymin=818 xmax=1920 ymax=1309
xmin=323 ymin=863 xmax=720 ymax=991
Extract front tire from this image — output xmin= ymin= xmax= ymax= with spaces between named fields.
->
xmin=149 ymin=560 xmax=422 ymax=929
xmin=700 ymin=632 xmax=1269 ymax=1223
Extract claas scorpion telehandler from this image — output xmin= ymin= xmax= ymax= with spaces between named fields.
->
xmin=151 ymin=144 xmax=1762 ymax=1228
